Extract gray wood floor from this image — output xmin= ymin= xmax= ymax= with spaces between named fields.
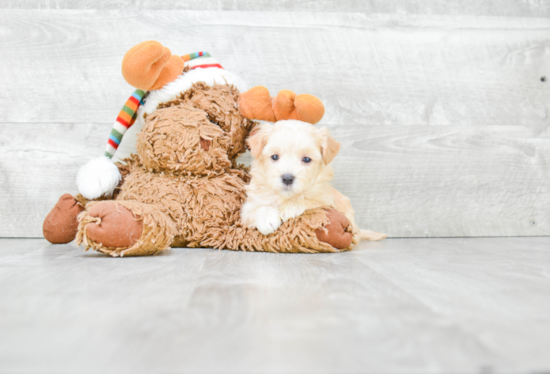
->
xmin=1 ymin=237 xmax=549 ymax=373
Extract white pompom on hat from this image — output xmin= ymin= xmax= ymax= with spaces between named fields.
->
xmin=76 ymin=156 xmax=122 ymax=199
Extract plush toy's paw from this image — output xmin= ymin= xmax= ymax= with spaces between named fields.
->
xmin=77 ymin=201 xmax=175 ymax=257
xmin=43 ymin=194 xmax=85 ymax=244
xmin=254 ymin=206 xmax=282 ymax=235
xmin=239 ymin=86 xmax=325 ymax=124
xmin=122 ymin=41 xmax=184 ymax=91
xmin=84 ymin=201 xmax=143 ymax=248
xmin=315 ymin=209 xmax=353 ymax=250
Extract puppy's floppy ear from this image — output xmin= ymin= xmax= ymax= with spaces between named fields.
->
xmin=247 ymin=124 xmax=272 ymax=158
xmin=318 ymin=127 xmax=340 ymax=165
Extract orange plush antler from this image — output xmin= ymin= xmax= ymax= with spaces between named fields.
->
xmin=239 ymin=86 xmax=325 ymax=124
xmin=121 ymin=41 xmax=184 ymax=91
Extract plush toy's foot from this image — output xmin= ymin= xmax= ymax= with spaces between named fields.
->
xmin=43 ymin=194 xmax=85 ymax=244
xmin=76 ymin=200 xmax=176 ymax=257
xmin=315 ymin=209 xmax=354 ymax=250
xmin=239 ymin=86 xmax=325 ymax=125
xmin=84 ymin=201 xmax=144 ymax=248
xmin=122 ymin=41 xmax=185 ymax=91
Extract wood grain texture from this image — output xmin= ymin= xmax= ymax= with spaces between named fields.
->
xmin=0 ymin=11 xmax=548 ymax=127
xmin=327 ymin=124 xmax=550 ymax=237
xmin=0 ymin=122 xmax=106 ymax=237
xmin=2 ymin=0 xmax=550 ymax=18
xmin=0 ymin=10 xmax=549 ymax=237
xmin=1 ymin=237 xmax=549 ymax=373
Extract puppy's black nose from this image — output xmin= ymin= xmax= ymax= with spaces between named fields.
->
xmin=282 ymin=174 xmax=295 ymax=186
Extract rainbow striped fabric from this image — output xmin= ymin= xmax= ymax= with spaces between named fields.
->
xmin=104 ymin=51 xmax=223 ymax=159
xmin=105 ymin=89 xmax=146 ymax=158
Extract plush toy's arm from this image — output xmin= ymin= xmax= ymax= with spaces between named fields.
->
xmin=239 ymin=86 xmax=325 ymax=125
xmin=202 ymin=208 xmax=356 ymax=253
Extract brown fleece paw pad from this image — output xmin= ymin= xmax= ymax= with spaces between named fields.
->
xmin=315 ymin=209 xmax=353 ymax=250
xmin=85 ymin=201 xmax=143 ymax=248
xmin=43 ymin=194 xmax=85 ymax=244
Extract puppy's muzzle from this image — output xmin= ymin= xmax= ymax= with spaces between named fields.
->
xmin=282 ymin=174 xmax=295 ymax=186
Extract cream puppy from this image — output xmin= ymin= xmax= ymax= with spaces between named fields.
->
xmin=241 ymin=120 xmax=385 ymax=242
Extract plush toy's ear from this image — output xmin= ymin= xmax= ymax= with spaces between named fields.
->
xmin=246 ymin=124 xmax=272 ymax=158
xmin=122 ymin=41 xmax=184 ymax=91
xmin=318 ymin=127 xmax=341 ymax=165
xmin=239 ymin=86 xmax=325 ymax=125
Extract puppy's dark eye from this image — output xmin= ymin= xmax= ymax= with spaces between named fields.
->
xmin=302 ymin=157 xmax=311 ymax=163
xmin=271 ymin=155 xmax=279 ymax=161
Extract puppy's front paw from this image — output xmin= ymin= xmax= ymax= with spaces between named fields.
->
xmin=255 ymin=206 xmax=281 ymax=235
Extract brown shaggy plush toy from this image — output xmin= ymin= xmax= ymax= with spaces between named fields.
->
xmin=43 ymin=41 xmax=357 ymax=256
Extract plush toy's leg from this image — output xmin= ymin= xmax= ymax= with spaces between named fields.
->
xmin=203 ymin=208 xmax=357 ymax=253
xmin=75 ymin=200 xmax=176 ymax=257
xmin=43 ymin=194 xmax=85 ymax=244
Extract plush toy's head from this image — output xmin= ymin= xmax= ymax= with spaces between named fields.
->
xmin=137 ymin=83 xmax=255 ymax=176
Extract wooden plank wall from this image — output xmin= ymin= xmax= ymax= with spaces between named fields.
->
xmin=1 ymin=0 xmax=549 ymax=17
xmin=0 ymin=2 xmax=549 ymax=238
